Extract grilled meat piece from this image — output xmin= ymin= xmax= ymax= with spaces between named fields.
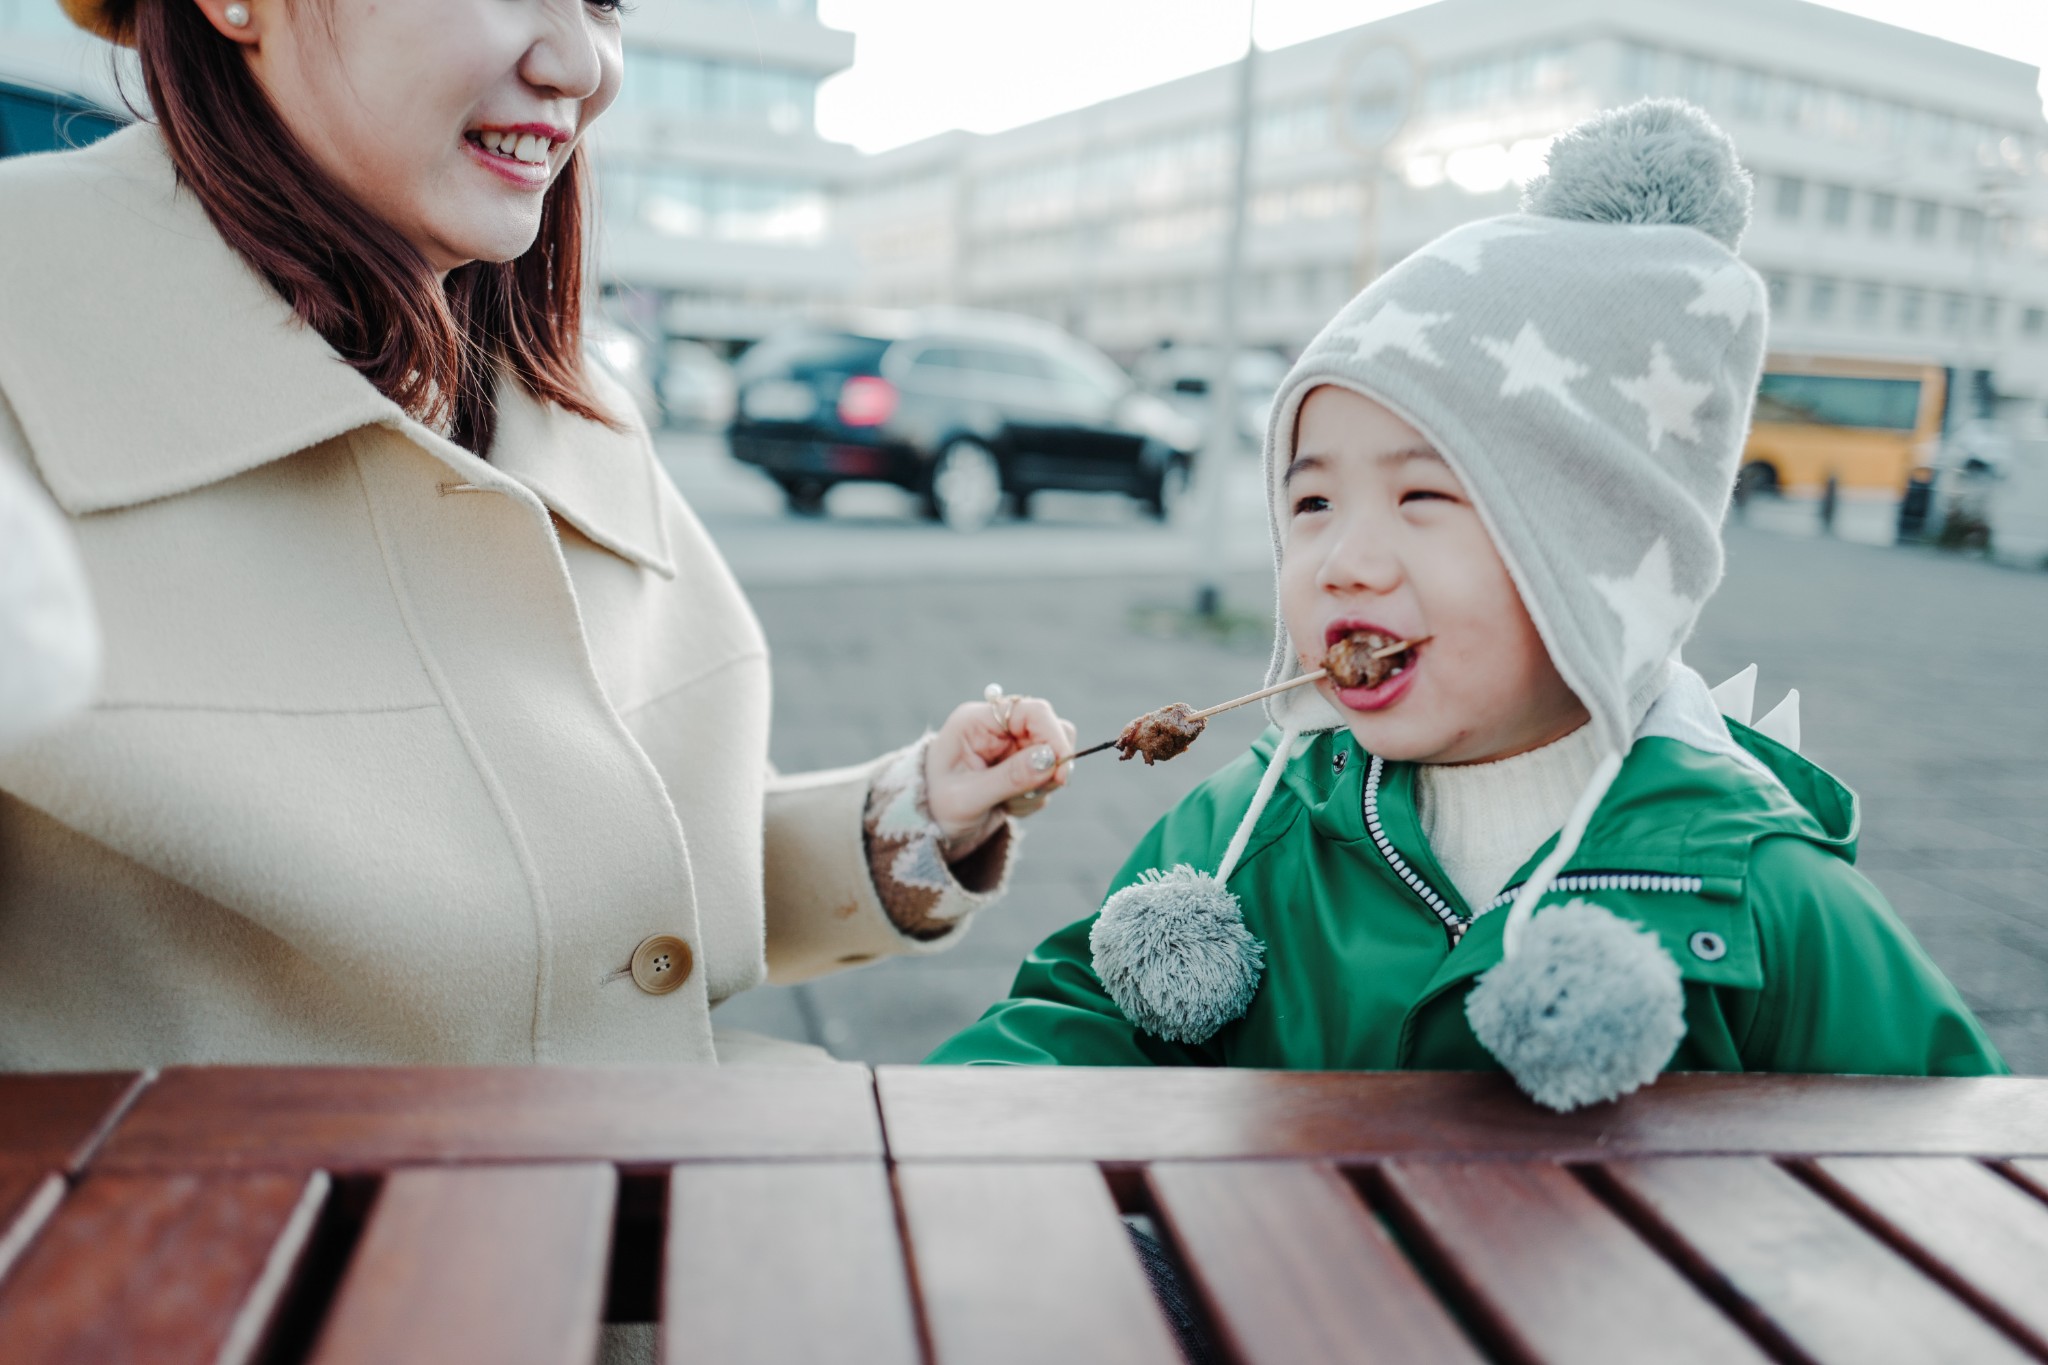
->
xmin=1324 ymin=631 xmax=1419 ymax=690
xmin=1114 ymin=702 xmax=1207 ymax=765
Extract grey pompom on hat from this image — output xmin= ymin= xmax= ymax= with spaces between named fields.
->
xmin=1092 ymin=100 xmax=1765 ymax=1104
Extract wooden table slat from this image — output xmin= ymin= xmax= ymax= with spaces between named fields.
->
xmin=663 ymin=1162 xmax=920 ymax=1364
xmin=307 ymin=1163 xmax=615 ymax=1365
xmin=1600 ymin=1157 xmax=2035 ymax=1365
xmin=876 ymin=1069 xmax=2048 ymax=1162
xmin=1376 ymin=1159 xmax=1770 ymax=1365
xmin=0 ymin=1170 xmax=327 ymax=1365
xmin=0 ymin=1072 xmax=149 ymax=1173
xmin=895 ymin=1162 xmax=1184 ymax=1365
xmin=97 ymin=1064 xmax=883 ymax=1172
xmin=1145 ymin=1160 xmax=1484 ymax=1365
xmin=1804 ymin=1157 xmax=2048 ymax=1355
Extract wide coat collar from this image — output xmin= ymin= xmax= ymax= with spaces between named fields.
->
xmin=0 ymin=122 xmax=673 ymax=578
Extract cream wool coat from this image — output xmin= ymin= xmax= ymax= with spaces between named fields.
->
xmin=0 ymin=125 xmax=976 ymax=1069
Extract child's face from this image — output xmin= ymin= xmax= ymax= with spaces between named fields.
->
xmin=1279 ymin=385 xmax=1589 ymax=765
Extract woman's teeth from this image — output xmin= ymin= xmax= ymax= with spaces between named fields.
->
xmin=472 ymin=130 xmax=556 ymax=165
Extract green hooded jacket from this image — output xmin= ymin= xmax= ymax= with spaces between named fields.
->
xmin=929 ymin=722 xmax=2007 ymax=1076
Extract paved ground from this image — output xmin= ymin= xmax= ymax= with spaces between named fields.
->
xmin=666 ymin=437 xmax=2048 ymax=1074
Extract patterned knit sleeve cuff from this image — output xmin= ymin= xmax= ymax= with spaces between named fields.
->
xmin=864 ymin=736 xmax=1018 ymax=942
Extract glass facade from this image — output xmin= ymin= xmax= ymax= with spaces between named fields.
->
xmin=618 ymin=50 xmax=817 ymax=136
xmin=607 ymin=164 xmax=826 ymax=244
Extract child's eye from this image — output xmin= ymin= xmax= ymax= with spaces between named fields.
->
xmin=1400 ymin=488 xmax=1454 ymax=506
xmin=1292 ymin=495 xmax=1330 ymax=516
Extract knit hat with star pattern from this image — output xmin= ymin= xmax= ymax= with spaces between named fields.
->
xmin=1088 ymin=101 xmax=1770 ymax=1112
xmin=1261 ymin=98 xmax=1768 ymax=756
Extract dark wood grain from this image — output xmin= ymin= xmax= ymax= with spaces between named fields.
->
xmin=895 ymin=1162 xmax=1184 ymax=1364
xmin=0 ymin=1170 xmax=327 ymax=1365
xmin=307 ymin=1163 xmax=614 ymax=1365
xmin=1803 ymin=1157 xmax=2048 ymax=1354
xmin=0 ymin=1072 xmax=149 ymax=1172
xmin=1145 ymin=1160 xmax=1483 ymax=1365
xmin=0 ymin=1168 xmax=65 ymax=1286
xmin=1375 ymin=1159 xmax=1768 ymax=1365
xmin=1599 ymin=1157 xmax=2033 ymax=1365
xmin=664 ymin=1162 xmax=920 ymax=1363
xmin=97 ymin=1064 xmax=881 ymax=1172
xmin=878 ymin=1068 xmax=2048 ymax=1162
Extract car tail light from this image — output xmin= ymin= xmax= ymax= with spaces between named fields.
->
xmin=836 ymin=375 xmax=898 ymax=427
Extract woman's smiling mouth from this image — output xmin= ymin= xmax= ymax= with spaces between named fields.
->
xmin=462 ymin=123 xmax=570 ymax=185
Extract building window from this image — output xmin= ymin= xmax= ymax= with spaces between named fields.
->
xmin=1869 ymin=192 xmax=1896 ymax=235
xmin=1619 ymin=43 xmax=1660 ymax=96
xmin=1765 ymin=273 xmax=1793 ymax=312
xmin=1730 ymin=67 xmax=1769 ymax=120
xmin=1898 ymin=288 xmax=1924 ymax=331
xmin=1779 ymin=79 xmax=1822 ymax=132
xmin=1775 ymin=176 xmax=1805 ymax=221
xmin=1942 ymin=292 xmax=1968 ymax=333
xmin=1809 ymin=277 xmax=1838 ymax=321
xmin=1823 ymin=185 xmax=1852 ymax=227
xmin=1958 ymin=208 xmax=1985 ymax=250
xmin=2023 ymin=306 xmax=2046 ymax=340
xmin=1912 ymin=200 xmax=1941 ymax=240
xmin=1980 ymin=298 xmax=2001 ymax=335
xmin=1855 ymin=282 xmax=1884 ymax=326
xmin=1679 ymin=56 xmax=1716 ymax=106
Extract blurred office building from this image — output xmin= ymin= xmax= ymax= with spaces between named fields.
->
xmin=592 ymin=0 xmax=861 ymax=352
xmin=836 ymin=0 xmax=2048 ymax=427
xmin=0 ymin=0 xmax=130 ymax=104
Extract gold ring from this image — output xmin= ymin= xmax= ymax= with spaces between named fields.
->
xmin=983 ymin=683 xmax=1017 ymax=729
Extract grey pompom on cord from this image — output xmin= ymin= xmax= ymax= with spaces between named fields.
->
xmin=1089 ymin=726 xmax=1299 ymax=1044
xmin=1521 ymin=98 xmax=1753 ymax=249
xmin=1465 ymin=899 xmax=1688 ymax=1112
xmin=1090 ymin=866 xmax=1265 ymax=1045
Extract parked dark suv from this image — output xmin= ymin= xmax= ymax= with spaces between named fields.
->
xmin=0 ymin=72 xmax=127 ymax=160
xmin=726 ymin=311 xmax=1201 ymax=530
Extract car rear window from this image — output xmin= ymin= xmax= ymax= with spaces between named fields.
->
xmin=736 ymin=331 xmax=892 ymax=382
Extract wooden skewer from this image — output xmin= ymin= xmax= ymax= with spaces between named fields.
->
xmin=1072 ymin=636 xmax=1429 ymax=760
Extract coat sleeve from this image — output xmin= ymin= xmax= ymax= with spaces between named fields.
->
xmin=760 ymin=741 xmax=1014 ymax=985
xmin=1740 ymin=835 xmax=2008 ymax=1077
xmin=925 ymin=769 xmax=1251 ymax=1068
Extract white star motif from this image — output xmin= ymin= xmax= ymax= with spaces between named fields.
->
xmin=1682 ymin=261 xmax=1760 ymax=329
xmin=1477 ymin=321 xmax=1591 ymax=419
xmin=1591 ymin=538 xmax=1699 ymax=683
xmin=1322 ymin=302 xmax=1452 ymax=368
xmin=1418 ymin=218 xmax=1540 ymax=275
xmin=1611 ymin=342 xmax=1714 ymax=451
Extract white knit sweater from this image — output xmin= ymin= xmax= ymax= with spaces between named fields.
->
xmin=1416 ymin=724 xmax=1604 ymax=914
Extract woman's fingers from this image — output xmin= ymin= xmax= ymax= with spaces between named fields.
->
xmin=925 ymin=694 xmax=1078 ymax=841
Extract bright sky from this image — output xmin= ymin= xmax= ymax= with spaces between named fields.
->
xmin=813 ymin=0 xmax=2048 ymax=154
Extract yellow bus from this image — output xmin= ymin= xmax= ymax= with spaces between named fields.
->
xmin=1740 ymin=356 xmax=1947 ymax=497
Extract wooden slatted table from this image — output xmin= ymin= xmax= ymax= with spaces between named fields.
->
xmin=0 ymin=1066 xmax=2044 ymax=1364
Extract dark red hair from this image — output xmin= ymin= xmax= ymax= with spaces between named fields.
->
xmin=117 ymin=0 xmax=614 ymax=453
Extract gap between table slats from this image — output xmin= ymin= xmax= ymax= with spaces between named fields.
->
xmin=1593 ymin=1157 xmax=2038 ymax=1365
xmin=894 ymin=1162 xmax=1186 ymax=1365
xmin=0 ymin=1169 xmax=327 ymax=1365
xmin=304 ymin=1163 xmax=615 ymax=1365
xmin=664 ymin=1162 xmax=921 ymax=1364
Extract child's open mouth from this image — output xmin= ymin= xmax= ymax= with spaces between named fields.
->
xmin=1322 ymin=627 xmax=1427 ymax=711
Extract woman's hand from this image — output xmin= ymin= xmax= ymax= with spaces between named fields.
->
xmin=924 ymin=692 xmax=1077 ymax=860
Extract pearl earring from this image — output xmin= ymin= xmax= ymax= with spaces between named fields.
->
xmin=224 ymin=3 xmax=250 ymax=26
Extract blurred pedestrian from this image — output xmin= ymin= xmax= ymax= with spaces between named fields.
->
xmin=1819 ymin=472 xmax=1839 ymax=535
xmin=0 ymin=0 xmax=1075 ymax=1076
xmin=0 ymin=448 xmax=99 ymax=754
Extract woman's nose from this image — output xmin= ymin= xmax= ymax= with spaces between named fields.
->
xmin=522 ymin=2 xmax=607 ymax=102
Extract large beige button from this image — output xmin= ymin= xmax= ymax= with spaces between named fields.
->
xmin=630 ymin=934 xmax=693 ymax=995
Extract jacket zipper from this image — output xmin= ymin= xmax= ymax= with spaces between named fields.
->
xmin=1362 ymin=755 xmax=1703 ymax=946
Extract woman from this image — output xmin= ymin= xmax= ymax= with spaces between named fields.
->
xmin=0 ymin=0 xmax=1075 ymax=1069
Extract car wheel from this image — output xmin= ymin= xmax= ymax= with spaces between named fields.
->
xmin=778 ymin=478 xmax=829 ymax=518
xmin=1144 ymin=457 xmax=1192 ymax=522
xmin=928 ymin=439 xmax=1004 ymax=532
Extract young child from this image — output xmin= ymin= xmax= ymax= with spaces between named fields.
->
xmin=928 ymin=101 xmax=2006 ymax=1108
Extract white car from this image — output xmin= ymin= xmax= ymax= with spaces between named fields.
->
xmin=1134 ymin=346 xmax=1290 ymax=447
xmin=658 ymin=339 xmax=737 ymax=430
